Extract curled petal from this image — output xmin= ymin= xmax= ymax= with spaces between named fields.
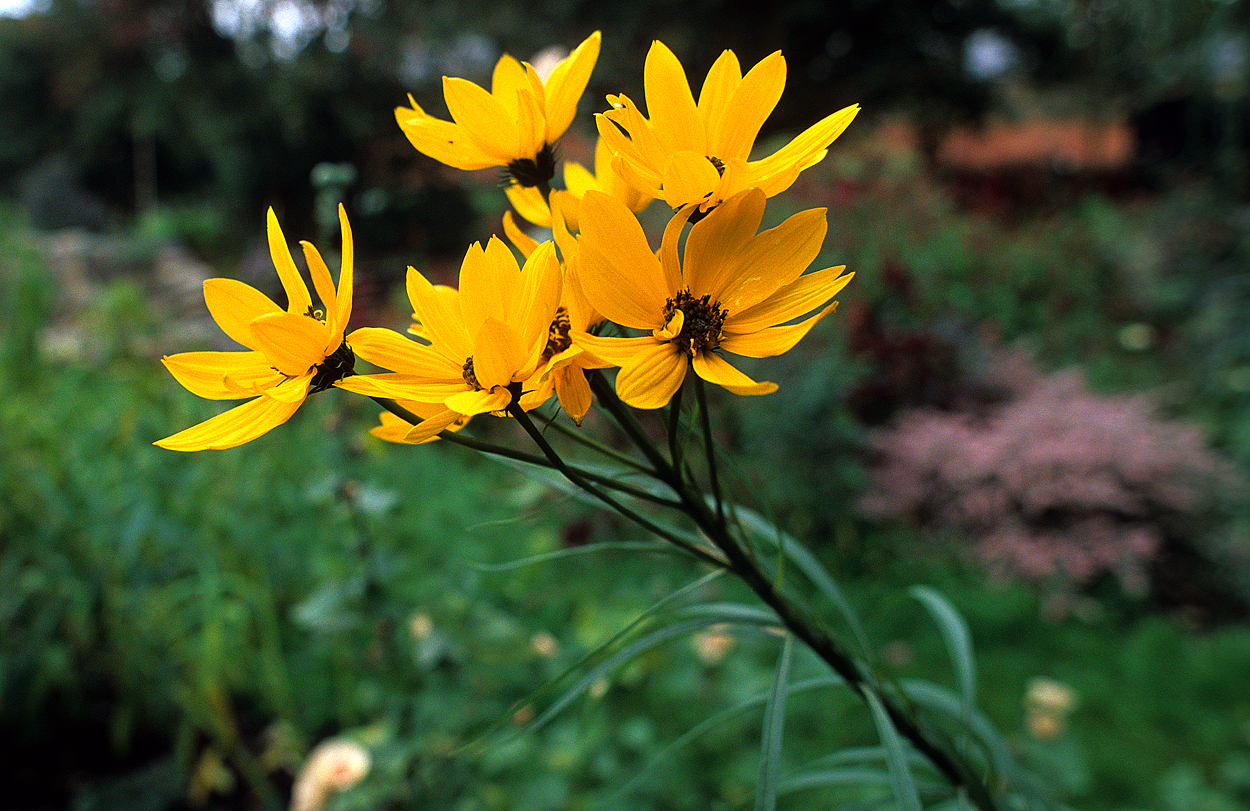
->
xmin=692 ymin=351 xmax=777 ymax=396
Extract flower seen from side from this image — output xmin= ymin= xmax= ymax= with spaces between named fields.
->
xmin=573 ymin=188 xmax=853 ymax=409
xmin=396 ymin=31 xmax=601 ymax=189
xmin=596 ymin=40 xmax=859 ymax=213
xmin=506 ymin=134 xmax=651 ymax=230
xmin=338 ymin=237 xmax=563 ymax=442
xmin=155 ymin=206 xmax=356 ymax=451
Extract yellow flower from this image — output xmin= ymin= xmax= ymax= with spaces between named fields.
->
xmin=337 ymin=238 xmax=563 ymax=442
xmin=596 ymin=41 xmax=859 ymax=212
xmin=395 ymin=31 xmax=601 ymax=186
xmin=505 ymin=135 xmax=650 ymax=230
xmin=501 ymin=209 xmax=606 ymax=424
xmin=573 ymin=188 xmax=852 ymax=409
xmin=155 ymin=206 xmax=355 ymax=451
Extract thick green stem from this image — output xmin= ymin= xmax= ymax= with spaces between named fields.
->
xmin=504 ymin=401 xmax=726 ymax=568
xmin=581 ymin=383 xmax=1001 ymax=811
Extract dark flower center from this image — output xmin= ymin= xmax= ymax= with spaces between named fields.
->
xmin=505 ymin=142 xmax=558 ymax=189
xmin=310 ymin=340 xmax=355 ymax=393
xmin=707 ymin=155 xmax=726 ymax=176
xmin=662 ymin=290 xmax=727 ymax=356
xmin=462 ymin=356 xmax=482 ymax=390
xmin=540 ymin=306 xmax=572 ymax=365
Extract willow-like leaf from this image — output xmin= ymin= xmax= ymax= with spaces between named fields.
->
xmin=901 ymin=680 xmax=1058 ymax=810
xmin=466 ymin=569 xmax=727 ymax=751
xmin=865 ymin=689 xmax=923 ymax=811
xmin=615 ymin=676 xmax=845 ymax=800
xmin=732 ymin=504 xmax=872 ymax=654
xmin=466 ymin=540 xmax=686 ymax=572
xmin=910 ymin=585 xmax=976 ymax=722
xmin=526 ymin=613 xmax=778 ymax=734
xmin=757 ymin=633 xmax=794 ymax=811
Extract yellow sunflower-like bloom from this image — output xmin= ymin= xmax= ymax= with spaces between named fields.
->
xmin=596 ymin=40 xmax=860 ymax=213
xmin=337 ymin=238 xmax=563 ymax=442
xmin=501 ymin=208 xmax=607 ymax=424
xmin=573 ymin=188 xmax=853 ymax=409
xmin=506 ymin=134 xmax=650 ymax=230
xmin=395 ymin=31 xmax=601 ymax=187
xmin=155 ymin=207 xmax=356 ymax=451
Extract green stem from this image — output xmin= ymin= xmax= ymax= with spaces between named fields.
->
xmin=542 ymin=413 xmax=658 ymax=477
xmin=592 ymin=387 xmax=1001 ymax=811
xmin=693 ymin=377 xmax=725 ymax=528
xmin=503 ymin=401 xmax=726 ymax=568
xmin=367 ymin=397 xmax=680 ymax=509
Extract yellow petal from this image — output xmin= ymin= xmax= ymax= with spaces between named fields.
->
xmin=502 ymin=210 xmax=542 ymax=255
xmin=347 ymin=327 xmax=460 ymax=378
xmin=471 ymin=317 xmax=527 ymax=390
xmin=154 ymin=394 xmax=302 ymax=451
xmin=443 ymin=76 xmax=520 ymax=163
xmin=399 ymin=407 xmax=472 ymax=443
xmin=334 ymin=204 xmax=354 ymax=332
xmin=505 ymin=184 xmax=552 ymax=228
xmin=720 ymin=303 xmax=837 ymax=358
xmin=446 ymin=386 xmax=513 ymax=416
xmin=599 ymin=95 xmax=668 ymax=175
xmin=162 ymin=350 xmax=284 ymax=399
xmin=572 ymin=333 xmax=658 ymax=369
xmin=660 ymin=151 xmax=723 ymax=209
xmin=691 ymin=351 xmax=777 ymax=396
xmin=516 ymin=241 xmax=563 ymax=373
xmin=460 ymin=238 xmax=522 ymax=340
xmin=749 ymin=103 xmax=859 ymax=181
xmin=614 ymin=340 xmax=689 ymax=409
xmin=543 ymin=31 xmax=601 ymax=143
xmin=727 ymin=266 xmax=852 ymax=333
xmin=681 ymin=188 xmax=765 ymax=303
xmin=249 ymin=311 xmax=329 ymax=377
xmin=301 ymin=241 xmax=338 ymax=342
xmin=697 ymin=50 xmax=743 ymax=136
xmin=337 ymin=373 xmax=468 ymax=403
xmin=203 ymin=278 xmax=281 ymax=350
xmin=712 ymin=50 xmax=785 ymax=161
xmin=643 ymin=41 xmax=704 ymax=155
xmin=554 ymin=366 xmax=593 ymax=425
xmin=575 ymin=191 xmax=671 ymax=329
xmin=266 ymin=208 xmax=312 ymax=315
xmin=396 ymin=108 xmax=497 ymax=170
xmin=264 ymin=374 xmax=313 ymax=403
xmin=715 ymin=207 xmax=829 ymax=314
xmin=407 ymin=266 xmax=472 ymax=363
xmin=491 ymin=53 xmax=531 ymax=116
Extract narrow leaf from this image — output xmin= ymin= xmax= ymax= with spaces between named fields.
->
xmin=732 ymin=504 xmax=872 ymax=654
xmin=757 ymin=633 xmax=794 ymax=811
xmin=910 ymin=585 xmax=977 ymax=719
xmin=864 ymin=690 xmax=923 ymax=811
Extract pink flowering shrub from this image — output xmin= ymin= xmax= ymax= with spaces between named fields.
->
xmin=860 ymin=352 xmax=1238 ymax=594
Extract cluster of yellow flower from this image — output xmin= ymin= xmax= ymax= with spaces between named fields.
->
xmin=157 ymin=32 xmax=858 ymax=451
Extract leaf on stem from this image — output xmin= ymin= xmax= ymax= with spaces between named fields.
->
xmin=757 ymin=633 xmax=794 ymax=811
xmin=865 ymin=689 xmax=924 ymax=811
xmin=909 ymin=585 xmax=977 ymax=722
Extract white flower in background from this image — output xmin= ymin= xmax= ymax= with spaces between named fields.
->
xmin=290 ymin=738 xmax=371 ymax=811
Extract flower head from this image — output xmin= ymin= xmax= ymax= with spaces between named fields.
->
xmin=396 ymin=31 xmax=601 ymax=187
xmin=155 ymin=206 xmax=355 ymax=451
xmin=506 ymin=134 xmax=650 ymax=230
xmin=338 ymin=237 xmax=563 ymax=441
xmin=291 ymin=738 xmax=371 ymax=811
xmin=596 ymin=41 xmax=859 ymax=212
xmin=573 ymin=188 xmax=852 ymax=408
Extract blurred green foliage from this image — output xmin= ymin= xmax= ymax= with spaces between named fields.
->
xmin=4 ymin=154 xmax=1250 ymax=808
